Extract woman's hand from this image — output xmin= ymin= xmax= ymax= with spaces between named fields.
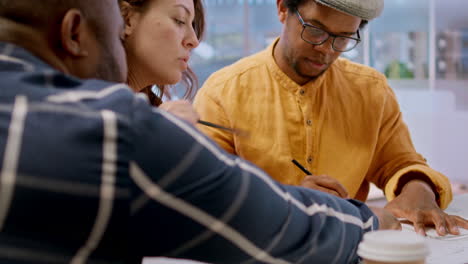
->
xmin=159 ymin=100 xmax=199 ymax=125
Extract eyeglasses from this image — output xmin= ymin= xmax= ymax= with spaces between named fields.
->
xmin=294 ymin=9 xmax=361 ymax=52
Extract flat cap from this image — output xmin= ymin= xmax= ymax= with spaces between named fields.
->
xmin=315 ymin=0 xmax=384 ymax=21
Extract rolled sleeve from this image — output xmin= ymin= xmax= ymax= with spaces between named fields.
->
xmin=384 ymin=164 xmax=453 ymax=209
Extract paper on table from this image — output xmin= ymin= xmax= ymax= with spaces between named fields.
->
xmin=400 ymin=193 xmax=468 ymax=240
xmin=399 ymin=194 xmax=468 ymax=264
xmin=401 ymin=223 xmax=468 ymax=240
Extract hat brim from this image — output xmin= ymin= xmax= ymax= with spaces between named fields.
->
xmin=315 ymin=0 xmax=384 ymax=21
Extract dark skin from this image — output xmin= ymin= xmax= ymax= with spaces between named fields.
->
xmin=0 ymin=0 xmax=127 ymax=83
xmin=0 ymin=17 xmax=70 ymax=74
xmin=274 ymin=0 xmax=468 ymax=235
xmin=385 ymin=179 xmax=468 ymax=236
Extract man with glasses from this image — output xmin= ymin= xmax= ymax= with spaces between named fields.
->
xmin=194 ymin=0 xmax=468 ymax=236
xmin=294 ymin=9 xmax=361 ymax=52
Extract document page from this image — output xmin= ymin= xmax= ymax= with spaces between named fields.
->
xmin=401 ymin=194 xmax=468 ymax=239
xmin=401 ymin=194 xmax=468 ymax=264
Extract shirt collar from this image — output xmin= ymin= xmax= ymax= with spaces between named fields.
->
xmin=0 ymin=42 xmax=85 ymax=90
xmin=0 ymin=42 xmax=53 ymax=72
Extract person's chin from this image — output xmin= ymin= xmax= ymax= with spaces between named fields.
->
xmin=165 ymin=73 xmax=183 ymax=85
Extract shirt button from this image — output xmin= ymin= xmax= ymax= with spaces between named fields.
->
xmin=307 ymin=156 xmax=313 ymax=163
xmin=299 ymin=90 xmax=305 ymax=95
xmin=306 ymin=119 xmax=312 ymax=126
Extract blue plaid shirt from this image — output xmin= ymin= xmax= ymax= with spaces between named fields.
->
xmin=0 ymin=42 xmax=378 ymax=264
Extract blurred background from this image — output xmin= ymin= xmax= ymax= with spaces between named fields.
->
xmin=184 ymin=0 xmax=468 ymax=184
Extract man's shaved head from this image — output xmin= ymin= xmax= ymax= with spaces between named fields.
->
xmin=0 ymin=0 xmax=104 ymax=38
xmin=0 ymin=0 xmax=128 ymax=83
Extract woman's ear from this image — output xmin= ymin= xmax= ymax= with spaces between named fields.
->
xmin=120 ymin=1 xmax=140 ymax=38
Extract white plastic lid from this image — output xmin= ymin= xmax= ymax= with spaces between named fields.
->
xmin=357 ymin=230 xmax=429 ymax=262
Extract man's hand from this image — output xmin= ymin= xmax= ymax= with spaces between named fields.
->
xmin=300 ymin=175 xmax=349 ymax=198
xmin=369 ymin=206 xmax=402 ymax=230
xmin=385 ymin=180 xmax=468 ymax=236
xmin=159 ymin=100 xmax=200 ymax=125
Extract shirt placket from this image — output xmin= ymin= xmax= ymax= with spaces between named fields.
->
xmin=299 ymin=87 xmax=315 ymax=174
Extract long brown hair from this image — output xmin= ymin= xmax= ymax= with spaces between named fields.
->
xmin=119 ymin=0 xmax=205 ymax=106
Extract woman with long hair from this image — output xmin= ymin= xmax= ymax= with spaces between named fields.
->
xmin=119 ymin=0 xmax=205 ymax=124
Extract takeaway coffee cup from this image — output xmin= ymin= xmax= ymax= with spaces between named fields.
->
xmin=357 ymin=230 xmax=429 ymax=264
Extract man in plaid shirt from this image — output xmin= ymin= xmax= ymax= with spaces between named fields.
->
xmin=0 ymin=0 xmax=398 ymax=263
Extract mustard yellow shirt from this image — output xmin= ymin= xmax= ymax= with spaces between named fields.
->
xmin=193 ymin=40 xmax=452 ymax=208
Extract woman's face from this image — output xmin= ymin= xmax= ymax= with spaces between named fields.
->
xmin=124 ymin=0 xmax=199 ymax=88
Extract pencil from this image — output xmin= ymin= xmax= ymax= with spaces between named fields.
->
xmin=197 ymin=120 xmax=248 ymax=137
xmin=198 ymin=120 xmax=236 ymax=133
xmin=292 ymin=159 xmax=313 ymax=175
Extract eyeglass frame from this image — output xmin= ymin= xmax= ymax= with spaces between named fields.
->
xmin=294 ymin=9 xmax=361 ymax=52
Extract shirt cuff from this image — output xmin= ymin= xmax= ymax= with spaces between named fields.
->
xmin=384 ymin=164 xmax=453 ymax=209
